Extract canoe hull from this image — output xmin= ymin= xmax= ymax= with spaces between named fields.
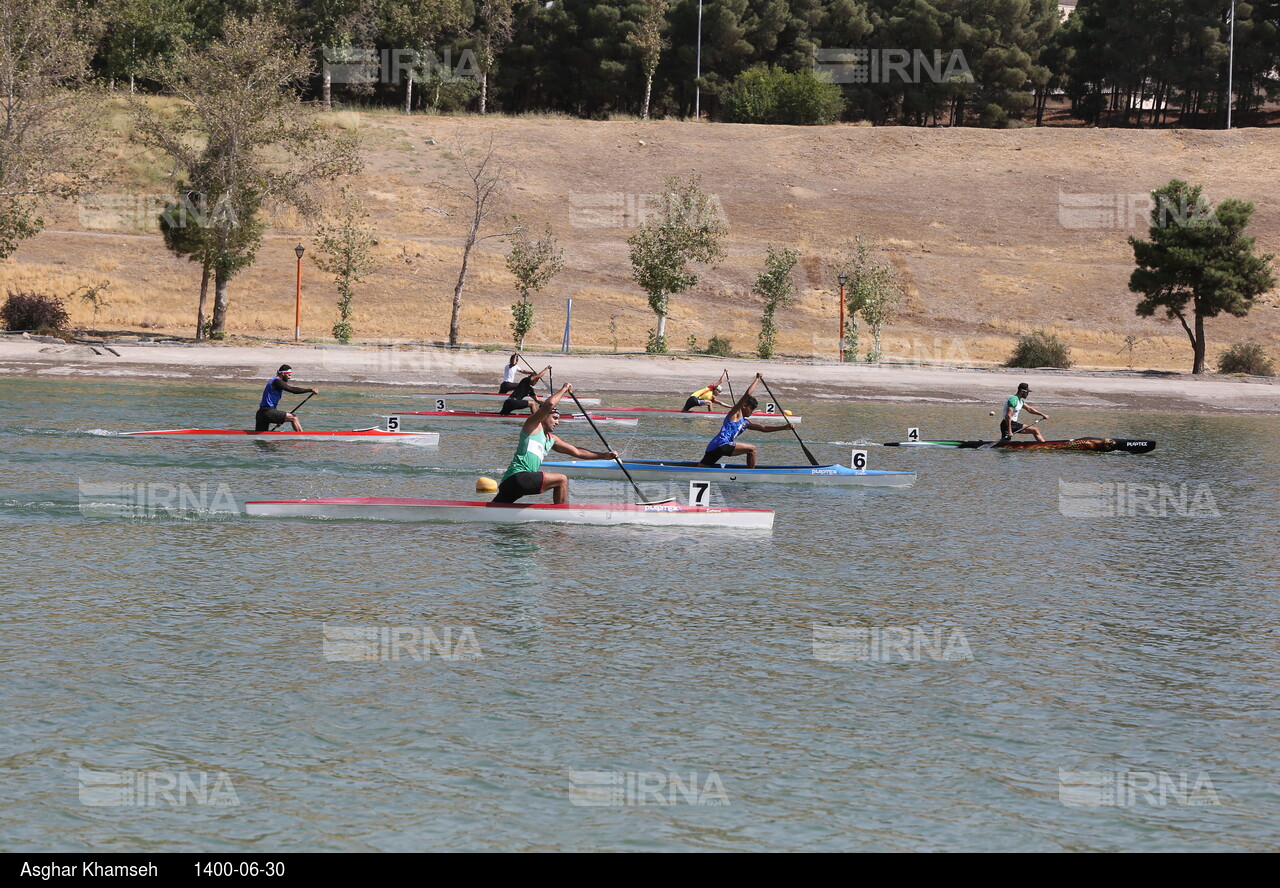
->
xmin=417 ymin=392 xmax=601 ymax=406
xmin=592 ymin=408 xmax=801 ymax=425
xmin=541 ymin=459 xmax=915 ymax=487
xmin=392 ymin=411 xmax=637 ymax=427
xmin=244 ymin=496 xmax=773 ymax=529
xmin=125 ymin=428 xmax=440 ymax=444
xmin=884 ymin=437 xmax=1156 ymax=454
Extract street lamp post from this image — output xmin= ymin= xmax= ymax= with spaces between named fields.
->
xmin=837 ymin=272 xmax=848 ymax=362
xmin=294 ymin=244 xmax=304 ymax=342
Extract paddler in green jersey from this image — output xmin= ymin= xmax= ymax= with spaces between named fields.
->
xmin=492 ymin=383 xmax=618 ymax=504
xmin=1000 ymin=382 xmax=1048 ymax=442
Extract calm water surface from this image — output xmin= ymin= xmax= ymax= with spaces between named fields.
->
xmin=2 ymin=377 xmax=1278 ymax=851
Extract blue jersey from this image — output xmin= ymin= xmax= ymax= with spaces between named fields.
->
xmin=706 ymin=415 xmax=750 ymax=452
xmin=260 ymin=378 xmax=284 ymax=409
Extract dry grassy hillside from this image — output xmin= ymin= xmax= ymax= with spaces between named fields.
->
xmin=4 ymin=98 xmax=1279 ymax=370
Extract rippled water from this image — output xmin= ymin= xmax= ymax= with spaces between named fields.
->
xmin=2 ymin=377 xmax=1278 ymax=851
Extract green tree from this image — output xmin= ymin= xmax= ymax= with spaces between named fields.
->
xmin=469 ymin=0 xmax=517 ymax=114
xmin=100 ymin=0 xmax=193 ymax=93
xmin=627 ymin=175 xmax=726 ymax=353
xmin=627 ymin=0 xmax=669 ymax=119
xmin=754 ymin=245 xmax=799 ymax=359
xmin=505 ymin=216 xmax=564 ymax=349
xmin=313 ymin=187 xmax=375 ymax=343
xmin=135 ymin=14 xmax=362 ymax=338
xmin=830 ymin=237 xmax=900 ymax=361
xmin=378 ymin=0 xmax=468 ymax=114
xmin=722 ymin=64 xmax=845 ymax=124
xmin=0 ymin=0 xmax=98 ymax=260
xmin=1129 ymin=180 xmax=1276 ymax=374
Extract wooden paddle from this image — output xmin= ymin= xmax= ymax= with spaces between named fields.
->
xmin=758 ymin=377 xmax=819 ymax=466
xmin=271 ymin=392 xmax=315 ymax=431
xmin=568 ymin=390 xmax=673 ymax=505
xmin=724 ymin=370 xmax=735 ymax=404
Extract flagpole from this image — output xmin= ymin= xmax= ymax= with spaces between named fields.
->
xmin=1227 ymin=0 xmax=1236 ymax=129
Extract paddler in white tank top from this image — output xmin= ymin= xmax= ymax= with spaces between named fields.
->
xmin=492 ymin=383 xmax=618 ymax=504
xmin=1000 ymin=382 xmax=1048 ymax=442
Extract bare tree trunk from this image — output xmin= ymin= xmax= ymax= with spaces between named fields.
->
xmin=323 ymin=64 xmax=332 ymax=111
xmin=1193 ymin=312 xmax=1206 ymax=374
xmin=480 ymin=70 xmax=488 ymax=114
xmin=642 ymin=71 xmax=653 ymax=120
xmin=450 ymin=222 xmax=480 ymax=346
xmin=404 ymin=74 xmax=413 ymax=115
xmin=195 ymin=263 xmax=211 ymax=340
xmin=655 ymin=311 xmax=667 ymax=343
xmin=211 ymin=266 xmax=229 ymax=338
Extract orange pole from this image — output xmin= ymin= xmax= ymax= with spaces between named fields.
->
xmin=294 ymin=255 xmax=302 ymax=342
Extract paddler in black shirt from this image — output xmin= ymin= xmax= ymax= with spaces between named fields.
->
xmin=499 ymin=365 xmax=551 ymax=415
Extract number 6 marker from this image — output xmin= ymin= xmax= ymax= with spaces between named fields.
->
xmin=851 ymin=449 xmax=867 ymax=472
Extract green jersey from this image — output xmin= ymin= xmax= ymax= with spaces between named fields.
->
xmin=501 ymin=428 xmax=552 ymax=481
xmin=1004 ymin=395 xmax=1026 ymax=422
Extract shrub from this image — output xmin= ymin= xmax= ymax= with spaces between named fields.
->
xmin=1217 ymin=341 xmax=1275 ymax=376
xmin=703 ymin=334 xmax=733 ymax=357
xmin=1006 ymin=330 xmax=1072 ymax=369
xmin=722 ymin=65 xmax=844 ymax=125
xmin=2 ymin=291 xmax=70 ymax=331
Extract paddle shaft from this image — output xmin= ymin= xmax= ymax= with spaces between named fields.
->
xmin=758 ymin=378 xmax=819 ymax=466
xmin=568 ymin=390 xmax=650 ymax=503
xmin=724 ymin=370 xmax=735 ymax=403
xmin=519 ymin=355 xmax=553 ymax=393
xmin=272 ymin=392 xmax=315 ymax=430
xmin=987 ymin=417 xmax=1045 ymax=449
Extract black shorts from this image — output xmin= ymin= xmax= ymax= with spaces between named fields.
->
xmin=682 ymin=396 xmax=705 ymax=412
xmin=499 ymin=381 xmax=518 ymax=393
xmin=700 ymin=444 xmax=737 ymax=466
xmin=255 ymin=407 xmax=288 ymax=431
xmin=499 ymin=397 xmax=529 ymax=416
xmin=493 ymin=472 xmax=544 ymax=503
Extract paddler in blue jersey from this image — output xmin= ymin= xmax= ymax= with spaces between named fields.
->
xmin=493 ymin=383 xmax=618 ymax=504
xmin=1000 ymin=382 xmax=1048 ymax=443
xmin=698 ymin=373 xmax=790 ymax=467
xmin=256 ymin=365 xmax=317 ymax=432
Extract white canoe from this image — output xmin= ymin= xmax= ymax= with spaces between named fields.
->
xmin=417 ymin=391 xmax=601 ymax=407
xmin=391 ymin=410 xmax=637 ymax=427
xmin=594 ymin=407 xmax=800 ymax=424
xmin=542 ymin=459 xmax=915 ymax=487
xmin=244 ymin=496 xmax=773 ymax=529
xmin=124 ymin=427 xmax=440 ymax=444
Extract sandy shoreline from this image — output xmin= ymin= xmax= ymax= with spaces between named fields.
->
xmin=2 ymin=337 xmax=1278 ymax=416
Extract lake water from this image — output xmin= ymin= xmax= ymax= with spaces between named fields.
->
xmin=2 ymin=376 xmax=1278 ymax=851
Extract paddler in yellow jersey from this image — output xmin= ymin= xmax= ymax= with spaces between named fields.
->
xmin=492 ymin=383 xmax=618 ymax=504
xmin=682 ymin=369 xmax=733 ymax=412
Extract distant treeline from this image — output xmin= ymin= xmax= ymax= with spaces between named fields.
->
xmin=87 ymin=0 xmax=1278 ymax=127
